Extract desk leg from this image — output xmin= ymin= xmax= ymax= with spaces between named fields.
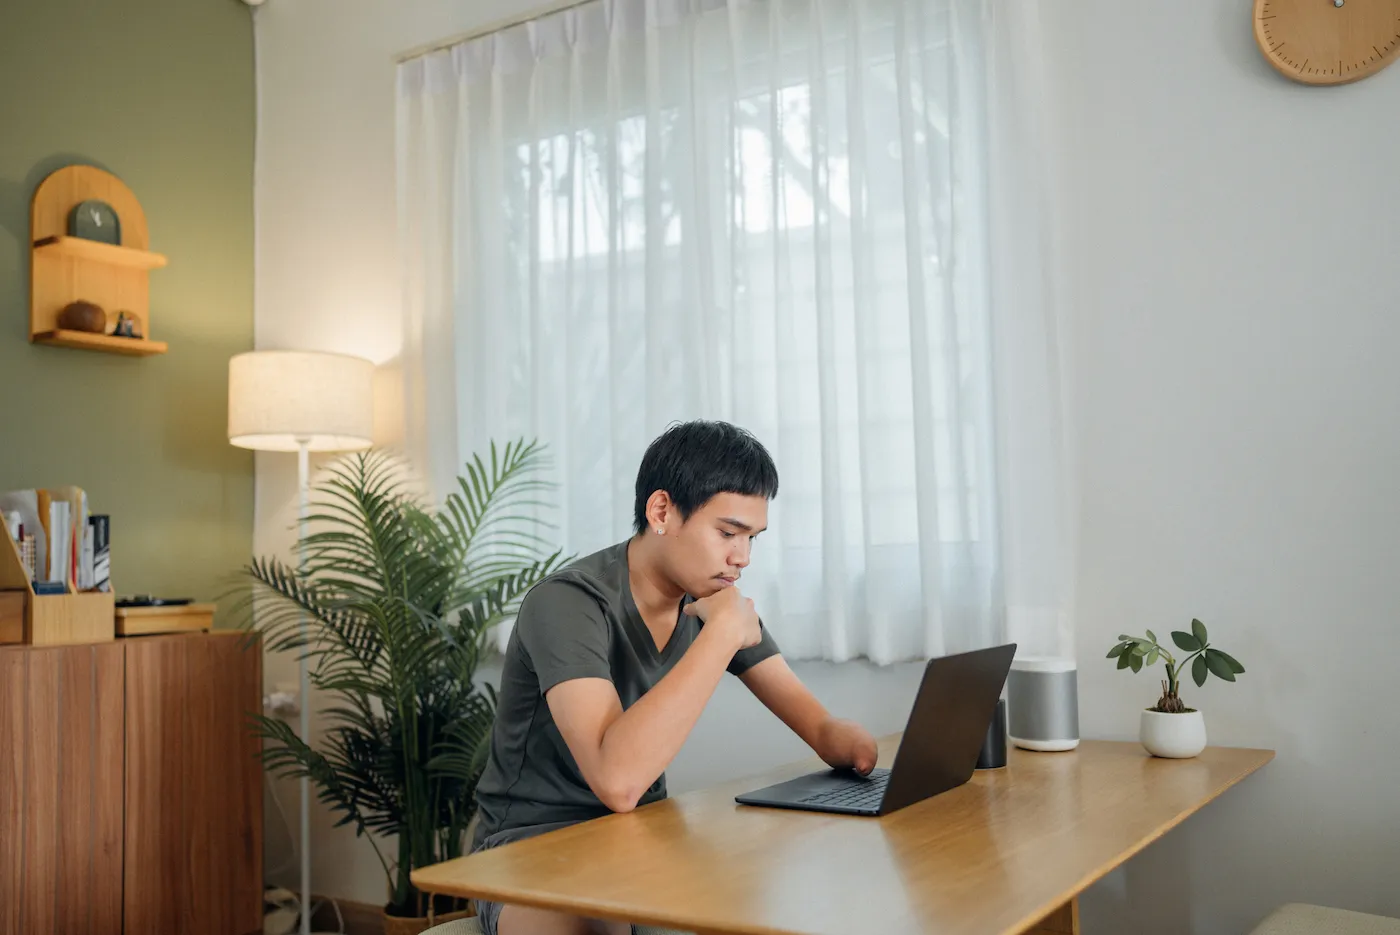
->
xmin=1027 ymin=897 xmax=1080 ymax=935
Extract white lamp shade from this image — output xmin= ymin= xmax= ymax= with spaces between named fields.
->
xmin=228 ymin=350 xmax=375 ymax=452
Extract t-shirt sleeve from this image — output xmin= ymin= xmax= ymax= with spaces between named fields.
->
xmin=515 ymin=579 xmax=614 ymax=694
xmin=727 ymin=619 xmax=781 ymax=676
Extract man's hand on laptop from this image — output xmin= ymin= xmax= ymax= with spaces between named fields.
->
xmin=684 ymin=587 xmax=762 ymax=652
xmin=816 ymin=718 xmax=879 ymax=775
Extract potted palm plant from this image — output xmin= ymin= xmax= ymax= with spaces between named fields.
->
xmin=238 ymin=442 xmax=564 ymax=933
xmin=1106 ymin=618 xmax=1245 ymax=759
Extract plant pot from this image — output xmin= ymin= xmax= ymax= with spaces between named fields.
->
xmin=381 ymin=906 xmax=474 ymax=935
xmin=1139 ymin=709 xmax=1207 ymax=759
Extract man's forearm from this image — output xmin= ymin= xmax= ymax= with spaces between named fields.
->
xmin=593 ymin=626 xmax=735 ymax=810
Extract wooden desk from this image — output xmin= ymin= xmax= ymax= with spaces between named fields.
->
xmin=414 ymin=738 xmax=1273 ymax=935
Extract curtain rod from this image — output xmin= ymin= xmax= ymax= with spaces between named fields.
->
xmin=394 ymin=0 xmax=598 ymax=64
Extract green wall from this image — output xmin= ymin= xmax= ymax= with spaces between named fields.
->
xmin=0 ymin=0 xmax=255 ymax=604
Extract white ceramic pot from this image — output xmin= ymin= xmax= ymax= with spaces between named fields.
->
xmin=1139 ymin=709 xmax=1207 ymax=758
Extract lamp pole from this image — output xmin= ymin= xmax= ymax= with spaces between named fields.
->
xmin=297 ymin=437 xmax=311 ymax=935
xmin=226 ymin=349 xmax=374 ymax=935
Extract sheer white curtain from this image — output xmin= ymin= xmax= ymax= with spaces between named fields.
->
xmin=397 ymin=0 xmax=1071 ymax=665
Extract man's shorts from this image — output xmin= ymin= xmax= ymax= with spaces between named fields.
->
xmin=471 ymin=820 xmax=636 ymax=935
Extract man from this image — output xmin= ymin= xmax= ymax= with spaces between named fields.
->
xmin=470 ymin=420 xmax=879 ymax=935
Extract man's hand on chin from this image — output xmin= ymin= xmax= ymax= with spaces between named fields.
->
xmin=816 ymin=717 xmax=879 ymax=775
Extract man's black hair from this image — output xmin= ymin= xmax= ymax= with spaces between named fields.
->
xmin=633 ymin=420 xmax=779 ymax=534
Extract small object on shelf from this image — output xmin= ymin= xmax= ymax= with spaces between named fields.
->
xmin=33 ymin=580 xmax=68 ymax=595
xmin=115 ymin=601 xmax=214 ymax=637
xmin=57 ymin=299 xmax=108 ymax=333
xmin=91 ymin=514 xmax=110 ymax=592
xmin=112 ymin=311 xmax=142 ymax=338
xmin=115 ymin=594 xmax=192 ymax=607
xmin=67 ymin=198 xmax=122 ymax=245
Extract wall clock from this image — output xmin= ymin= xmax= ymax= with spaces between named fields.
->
xmin=67 ymin=198 xmax=122 ymax=244
xmin=1254 ymin=0 xmax=1400 ymax=85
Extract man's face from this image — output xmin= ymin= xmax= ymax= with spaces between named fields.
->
xmin=662 ymin=492 xmax=769 ymax=598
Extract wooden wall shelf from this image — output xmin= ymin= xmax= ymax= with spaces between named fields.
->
xmin=33 ymin=235 xmax=168 ymax=270
xmin=29 ymin=166 xmax=169 ymax=356
xmin=33 ymin=330 xmax=169 ymax=356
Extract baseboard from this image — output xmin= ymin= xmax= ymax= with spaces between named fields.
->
xmin=309 ymin=895 xmax=383 ymax=935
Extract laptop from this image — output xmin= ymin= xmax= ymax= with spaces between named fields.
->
xmin=734 ymin=643 xmax=1017 ymax=817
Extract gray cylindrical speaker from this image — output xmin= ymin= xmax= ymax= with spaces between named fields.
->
xmin=1007 ymin=657 xmax=1080 ymax=751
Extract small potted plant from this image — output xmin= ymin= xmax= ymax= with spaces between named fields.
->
xmin=1106 ymin=618 xmax=1245 ymax=758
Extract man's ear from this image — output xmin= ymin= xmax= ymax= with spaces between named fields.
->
xmin=645 ymin=490 xmax=676 ymax=533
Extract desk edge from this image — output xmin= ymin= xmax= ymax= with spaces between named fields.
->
xmin=1000 ymin=746 xmax=1276 ymax=935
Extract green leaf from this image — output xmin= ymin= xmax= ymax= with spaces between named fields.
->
xmin=1145 ymin=629 xmax=1157 ymax=644
xmin=1192 ymin=618 xmax=1209 ymax=647
xmin=1192 ymin=654 xmax=1208 ymax=687
xmin=1213 ymin=649 xmax=1245 ymax=674
xmin=1146 ymin=648 xmax=1160 ymax=667
xmin=1132 ymin=643 xmax=1148 ymax=657
xmin=1107 ymin=643 xmax=1127 ymax=659
xmin=1172 ymin=630 xmax=1201 ymax=652
xmin=1129 ymin=653 xmax=1143 ymax=673
xmin=1204 ymin=649 xmax=1236 ymax=682
xmin=1117 ymin=634 xmax=1135 ymax=642
xmin=1118 ymin=651 xmax=1133 ymax=670
xmin=225 ymin=443 xmax=570 ymax=916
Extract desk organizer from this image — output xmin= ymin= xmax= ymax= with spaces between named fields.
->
xmin=0 ymin=530 xmax=114 ymax=645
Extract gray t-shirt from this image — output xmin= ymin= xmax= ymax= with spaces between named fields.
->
xmin=471 ymin=540 xmax=780 ymax=848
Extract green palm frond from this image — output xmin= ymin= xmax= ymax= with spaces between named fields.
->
xmin=236 ymin=443 xmax=567 ymax=918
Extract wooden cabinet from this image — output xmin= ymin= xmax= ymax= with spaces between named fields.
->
xmin=0 ymin=642 xmax=124 ymax=934
xmin=124 ymin=633 xmax=264 ymax=934
xmin=0 ymin=632 xmax=262 ymax=935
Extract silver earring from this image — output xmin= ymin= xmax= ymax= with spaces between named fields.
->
xmin=655 ymin=528 xmax=663 ymax=535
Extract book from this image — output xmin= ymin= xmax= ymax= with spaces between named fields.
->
xmin=90 ymin=515 xmax=110 ymax=593
xmin=20 ymin=534 xmax=36 ymax=582
xmin=45 ymin=498 xmax=69 ymax=586
xmin=48 ymin=486 xmax=88 ymax=591
xmin=0 ymin=490 xmax=46 ymax=581
xmin=80 ymin=523 xmax=94 ymax=591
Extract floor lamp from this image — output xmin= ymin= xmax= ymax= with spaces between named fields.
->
xmin=228 ymin=350 xmax=374 ymax=935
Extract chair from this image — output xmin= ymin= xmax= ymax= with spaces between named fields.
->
xmin=422 ymin=916 xmax=694 ymax=935
xmin=1250 ymin=904 xmax=1400 ymax=935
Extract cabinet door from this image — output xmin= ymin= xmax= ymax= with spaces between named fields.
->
xmin=0 ymin=643 xmax=125 ymax=935
xmin=124 ymin=632 xmax=263 ymax=935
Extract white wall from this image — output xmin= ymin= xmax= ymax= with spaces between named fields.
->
xmin=1043 ymin=3 xmax=1400 ymax=933
xmin=254 ymin=0 xmax=1400 ymax=926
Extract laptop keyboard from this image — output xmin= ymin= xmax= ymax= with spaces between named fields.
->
xmin=796 ymin=769 xmax=891 ymax=811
